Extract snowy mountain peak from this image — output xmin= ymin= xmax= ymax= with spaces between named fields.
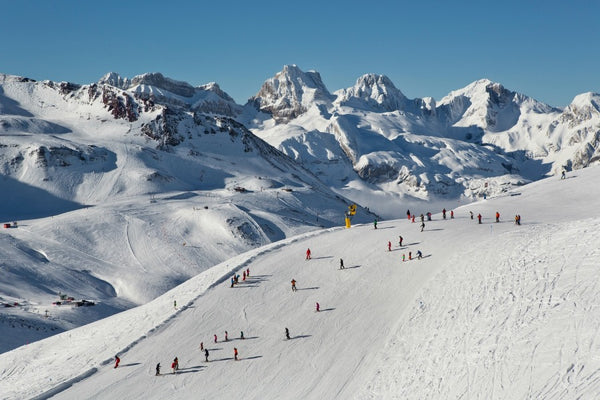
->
xmin=335 ymin=73 xmax=407 ymax=112
xmin=98 ymin=72 xmax=130 ymax=89
xmin=198 ymin=82 xmax=235 ymax=103
xmin=128 ymin=73 xmax=195 ymax=98
xmin=249 ymin=64 xmax=334 ymax=122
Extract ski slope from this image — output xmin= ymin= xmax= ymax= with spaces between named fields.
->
xmin=2 ymin=167 xmax=600 ymax=399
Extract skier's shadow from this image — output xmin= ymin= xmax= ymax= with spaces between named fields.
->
xmin=297 ymin=287 xmax=319 ymax=291
xmin=311 ymin=256 xmax=332 ymax=260
xmin=404 ymin=242 xmax=420 ymax=246
xmin=421 ymin=254 xmax=432 ymax=259
xmin=120 ymin=363 xmax=141 ymax=367
xmin=425 ymin=228 xmax=443 ymax=231
xmin=376 ymin=226 xmax=395 ymax=230
xmin=346 ymin=265 xmax=361 ymax=269
xmin=171 ymin=369 xmax=202 ymax=374
xmin=242 ymin=355 xmax=263 ymax=360
xmin=319 ymin=308 xmax=335 ymax=312
xmin=289 ymin=334 xmax=312 ymax=340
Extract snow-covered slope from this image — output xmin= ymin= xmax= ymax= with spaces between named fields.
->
xmin=0 ymin=73 xmax=374 ymax=350
xmin=1 ymin=164 xmax=599 ymax=399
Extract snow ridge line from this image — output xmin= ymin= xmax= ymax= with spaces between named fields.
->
xmin=24 ymin=225 xmax=341 ymax=400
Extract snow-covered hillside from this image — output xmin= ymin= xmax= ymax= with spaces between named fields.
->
xmin=1 ymin=165 xmax=599 ymax=399
xmin=0 ymin=73 xmax=374 ymax=350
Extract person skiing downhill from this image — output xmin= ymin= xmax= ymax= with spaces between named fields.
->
xmin=155 ymin=363 xmax=160 ymax=376
xmin=173 ymin=357 xmax=179 ymax=371
xmin=417 ymin=250 xmax=423 ymax=259
xmin=420 ymin=222 xmax=425 ymax=232
xmin=442 ymin=208 xmax=447 ymax=219
xmin=495 ymin=211 xmax=500 ymax=223
xmin=470 ymin=211 xmax=474 ymax=220
xmin=285 ymin=327 xmax=290 ymax=340
xmin=450 ymin=210 xmax=454 ymax=219
xmin=114 ymin=355 xmax=120 ymax=369
xmin=246 ymin=268 xmax=250 ymax=276
xmin=398 ymin=235 xmax=403 ymax=246
xmin=291 ymin=279 xmax=297 ymax=292
xmin=214 ymin=334 xmax=218 ymax=343
xmin=316 ymin=302 xmax=320 ymax=312
xmin=225 ymin=331 xmax=228 ymax=341
xmin=339 ymin=258 xmax=345 ymax=269
xmin=242 ymin=271 xmax=246 ymax=281
xmin=171 ymin=360 xmax=177 ymax=374
xmin=406 ymin=210 xmax=411 ymax=220
xmin=306 ymin=248 xmax=311 ymax=260
xmin=402 ymin=253 xmax=406 ymax=262
xmin=388 ymin=241 xmax=392 ymax=251
xmin=409 ymin=251 xmax=412 ymax=260
xmin=411 ymin=215 xmax=415 ymax=223
xmin=205 ymin=348 xmax=209 ymax=362
xmin=234 ymin=348 xmax=239 ymax=361
xmin=240 ymin=331 xmax=245 ymax=340
xmin=374 ymin=219 xmax=378 ymax=229
xmin=200 ymin=342 xmax=204 ymax=351
xmin=477 ymin=214 xmax=482 ymax=224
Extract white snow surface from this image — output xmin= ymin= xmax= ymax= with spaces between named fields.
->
xmin=2 ymin=166 xmax=600 ymax=399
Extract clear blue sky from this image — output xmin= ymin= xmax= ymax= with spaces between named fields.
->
xmin=2 ymin=0 xmax=597 ymax=107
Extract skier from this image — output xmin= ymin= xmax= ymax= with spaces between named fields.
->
xmin=477 ymin=213 xmax=482 ymax=224
xmin=339 ymin=258 xmax=345 ymax=269
xmin=427 ymin=212 xmax=432 ymax=221
xmin=409 ymin=251 xmax=412 ymax=260
xmin=388 ymin=241 xmax=392 ymax=251
xmin=516 ymin=214 xmax=521 ymax=225
xmin=240 ymin=331 xmax=245 ymax=340
xmin=171 ymin=360 xmax=177 ymax=374
xmin=246 ymin=267 xmax=250 ymax=276
xmin=225 ymin=331 xmax=228 ymax=341
xmin=173 ymin=300 xmax=177 ymax=309
xmin=374 ymin=219 xmax=378 ymax=229
xmin=450 ymin=210 xmax=454 ymax=219
xmin=561 ymin=169 xmax=566 ymax=179
xmin=417 ymin=250 xmax=423 ymax=259
xmin=234 ymin=347 xmax=239 ymax=361
xmin=214 ymin=334 xmax=218 ymax=343
xmin=173 ymin=357 xmax=179 ymax=371
xmin=420 ymin=214 xmax=424 ymax=222
xmin=495 ymin=211 xmax=500 ymax=223
xmin=442 ymin=208 xmax=446 ymax=219
xmin=306 ymin=248 xmax=311 ymax=260
xmin=242 ymin=271 xmax=246 ymax=281
xmin=402 ymin=253 xmax=406 ymax=262
xmin=398 ymin=235 xmax=403 ymax=246
xmin=291 ymin=279 xmax=297 ymax=292
xmin=230 ymin=277 xmax=235 ymax=288
xmin=285 ymin=327 xmax=290 ymax=340
xmin=470 ymin=211 xmax=474 ymax=220
xmin=200 ymin=342 xmax=204 ymax=351
xmin=114 ymin=355 xmax=120 ymax=369
xmin=316 ymin=302 xmax=320 ymax=312
xmin=155 ymin=363 xmax=160 ymax=376
xmin=411 ymin=215 xmax=415 ymax=223
xmin=205 ymin=348 xmax=209 ymax=362
xmin=420 ymin=222 xmax=425 ymax=232
xmin=406 ymin=209 xmax=411 ymax=220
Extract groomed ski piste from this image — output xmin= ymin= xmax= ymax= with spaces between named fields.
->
xmin=2 ymin=166 xmax=600 ymax=399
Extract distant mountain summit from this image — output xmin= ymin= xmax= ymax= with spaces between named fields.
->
xmin=248 ymin=64 xmax=334 ymax=122
xmin=335 ymin=73 xmax=408 ymax=112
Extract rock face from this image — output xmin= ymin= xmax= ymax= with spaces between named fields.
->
xmin=335 ymin=74 xmax=408 ymax=112
xmin=248 ymin=64 xmax=334 ymax=122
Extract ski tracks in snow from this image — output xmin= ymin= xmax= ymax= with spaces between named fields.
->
xmin=361 ymin=218 xmax=600 ymax=399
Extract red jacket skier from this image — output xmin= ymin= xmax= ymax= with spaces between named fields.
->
xmin=306 ymin=248 xmax=311 ymax=260
xmin=114 ymin=355 xmax=120 ymax=368
xmin=388 ymin=241 xmax=391 ymax=251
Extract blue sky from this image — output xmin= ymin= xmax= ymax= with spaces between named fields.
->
xmin=1 ymin=0 xmax=597 ymax=107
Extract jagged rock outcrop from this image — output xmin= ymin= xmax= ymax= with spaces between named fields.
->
xmin=248 ymin=64 xmax=334 ymax=122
